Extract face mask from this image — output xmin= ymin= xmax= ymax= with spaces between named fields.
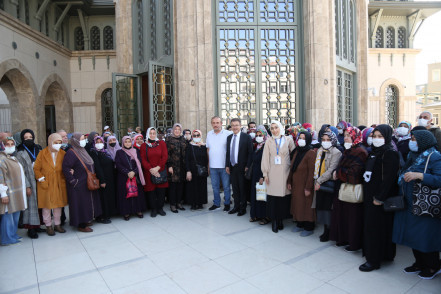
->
xmin=321 ymin=141 xmax=332 ymax=149
xmin=409 ymin=140 xmax=418 ymax=152
xmin=367 ymin=137 xmax=373 ymax=146
xmin=184 ymin=135 xmax=191 ymax=141
xmin=249 ymin=133 xmax=256 ymax=139
xmin=79 ymin=139 xmax=87 ymax=148
xmin=24 ymin=139 xmax=34 ymax=147
xmin=418 ymin=118 xmax=429 ymax=127
xmin=4 ymin=146 xmax=15 ymax=154
xmin=255 ymin=136 xmax=264 ymax=143
xmin=372 ymin=138 xmax=385 ymax=147
xmin=52 ymin=144 xmax=62 ymax=151
xmin=193 ymin=138 xmax=201 ymax=143
xmin=338 ymin=129 xmax=343 ymax=135
xmin=396 ymin=127 xmax=409 ymax=137
xmin=109 ymin=142 xmax=116 ymax=147
xmin=95 ymin=143 xmax=104 ymax=150
xmin=344 ymin=142 xmax=352 ymax=150
xmin=298 ymin=139 xmax=306 ymax=147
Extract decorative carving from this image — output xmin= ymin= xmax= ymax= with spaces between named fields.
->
xmin=385 ymin=85 xmax=398 ymax=126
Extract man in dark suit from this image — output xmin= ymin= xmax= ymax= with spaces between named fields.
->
xmin=225 ymin=118 xmax=253 ymax=216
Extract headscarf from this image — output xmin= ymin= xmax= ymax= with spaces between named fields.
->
xmin=132 ymin=134 xmax=144 ymax=150
xmin=85 ymin=131 xmax=98 ymax=152
xmin=291 ymin=131 xmax=312 ymax=173
xmin=13 ymin=132 xmax=22 ymax=146
xmin=302 ymin=123 xmax=313 ymax=130
xmin=337 ymin=121 xmax=349 ymax=131
xmin=120 ymin=136 xmax=145 ymax=185
xmin=365 ymin=125 xmax=396 ymax=174
xmin=329 ymin=126 xmax=339 ymax=138
xmin=70 ymin=132 xmax=94 ymax=169
xmin=17 ymin=129 xmax=41 ymax=162
xmin=106 ymin=135 xmax=121 ymax=160
xmin=1 ymin=136 xmax=17 ymax=156
xmin=318 ymin=124 xmax=331 ymax=141
xmin=146 ymin=127 xmax=159 ymax=147
xmin=362 ymin=127 xmax=374 ymax=146
xmin=190 ymin=129 xmax=206 ymax=146
xmin=48 ymin=133 xmax=63 ymax=153
xmin=92 ymin=136 xmax=112 ymax=158
xmin=321 ymin=131 xmax=338 ymax=147
xmin=255 ymin=125 xmax=268 ymax=151
xmin=358 ymin=125 xmax=367 ymax=131
xmin=345 ymin=127 xmax=363 ymax=147
xmin=394 ymin=121 xmax=412 ymax=142
xmin=270 ymin=121 xmax=284 ymax=139
xmin=171 ymin=123 xmax=183 ymax=138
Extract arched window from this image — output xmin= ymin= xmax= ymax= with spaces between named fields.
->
xmin=103 ymin=26 xmax=114 ymax=50
xmin=375 ymin=26 xmax=384 ymax=48
xmin=386 ymin=26 xmax=395 ymax=48
xmin=90 ymin=26 xmax=100 ymax=50
xmin=398 ymin=27 xmax=406 ymax=48
xmin=74 ymin=27 xmax=84 ymax=50
xmin=385 ymin=85 xmax=398 ymax=126
xmin=101 ymin=88 xmax=114 ymax=131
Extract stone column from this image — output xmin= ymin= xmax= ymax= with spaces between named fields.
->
xmin=174 ymin=0 xmax=214 ymax=136
xmin=355 ymin=0 xmax=369 ymax=126
xmin=115 ymin=0 xmax=133 ymax=74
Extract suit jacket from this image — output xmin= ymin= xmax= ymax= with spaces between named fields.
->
xmin=225 ymin=132 xmax=253 ymax=169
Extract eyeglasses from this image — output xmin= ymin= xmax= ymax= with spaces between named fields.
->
xmin=193 ymin=134 xmax=201 ymax=137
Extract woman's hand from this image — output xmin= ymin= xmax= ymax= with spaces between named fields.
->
xmin=70 ymin=169 xmax=74 ymax=175
xmin=1 ymin=196 xmax=9 ymax=204
xmin=259 ymin=178 xmax=264 ymax=185
xmin=128 ymin=171 xmax=135 ymax=179
xmin=26 ymin=187 xmax=32 ymax=197
xmin=100 ymin=183 xmax=107 ymax=188
xmin=287 ymin=183 xmax=291 ymax=190
xmin=305 ymin=189 xmax=311 ymax=197
xmin=265 ymin=177 xmax=269 ymax=185
xmin=186 ymin=171 xmax=192 ymax=182
xmin=168 ymin=167 xmax=173 ymax=175
xmin=314 ymin=183 xmax=320 ymax=191
xmin=404 ymin=172 xmax=423 ymax=182
xmin=373 ymin=199 xmax=382 ymax=206
xmin=332 ymin=171 xmax=337 ymax=180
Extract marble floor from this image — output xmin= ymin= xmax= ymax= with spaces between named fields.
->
xmin=1 ymin=185 xmax=440 ymax=294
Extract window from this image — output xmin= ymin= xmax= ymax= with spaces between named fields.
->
xmin=375 ymin=26 xmax=384 ymax=48
xmin=398 ymin=27 xmax=406 ymax=48
xmin=385 ymin=85 xmax=398 ymax=126
xmin=90 ymin=26 xmax=100 ymax=50
xmin=433 ymin=114 xmax=439 ymax=125
xmin=337 ymin=69 xmax=353 ymax=123
xmin=74 ymin=27 xmax=84 ymax=50
xmin=335 ymin=0 xmax=356 ymax=65
xmin=103 ymin=26 xmax=114 ymax=50
xmin=386 ymin=26 xmax=395 ymax=48
xmin=101 ymin=88 xmax=114 ymax=132
xmin=432 ymin=69 xmax=441 ymax=82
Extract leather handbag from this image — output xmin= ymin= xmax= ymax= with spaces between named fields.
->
xmin=382 ymin=159 xmax=405 ymax=212
xmin=191 ymin=145 xmax=208 ymax=177
xmin=71 ymin=150 xmax=100 ymax=191
xmin=151 ymin=168 xmax=168 ymax=184
xmin=338 ymin=183 xmax=363 ymax=203
xmin=318 ymin=180 xmax=335 ymax=194
xmin=412 ymin=152 xmax=441 ymax=219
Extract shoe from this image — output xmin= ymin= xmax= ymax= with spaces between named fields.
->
xmin=86 ymin=222 xmax=93 ymax=227
xmin=259 ymin=218 xmax=270 ymax=225
xmin=137 ymin=213 xmax=144 ymax=218
xmin=335 ymin=242 xmax=348 ymax=247
xmin=300 ymin=230 xmax=313 ymax=237
xmin=223 ymin=204 xmax=230 ymax=212
xmin=27 ymin=229 xmax=38 ymax=239
xmin=237 ymin=210 xmax=246 ymax=216
xmin=292 ymin=227 xmax=304 ymax=233
xmin=344 ymin=245 xmax=360 ymax=253
xmin=158 ymin=209 xmax=166 ymax=216
xmin=78 ymin=227 xmax=93 ymax=233
xmin=209 ymin=205 xmax=220 ymax=211
xmin=404 ymin=264 xmax=422 ymax=274
xmin=46 ymin=227 xmax=55 ymax=236
xmin=150 ymin=210 xmax=157 ymax=218
xmin=228 ymin=208 xmax=239 ymax=215
xmin=177 ymin=205 xmax=186 ymax=211
xmin=359 ymin=262 xmax=380 ymax=272
xmin=96 ymin=218 xmax=112 ymax=224
xmin=123 ymin=215 xmax=130 ymax=221
xmin=277 ymin=220 xmax=284 ymax=230
xmin=418 ymin=268 xmax=441 ymax=280
xmin=54 ymin=225 xmax=66 ymax=233
xmin=36 ymin=227 xmax=46 ymax=233
xmin=190 ymin=205 xmax=197 ymax=211
xmin=272 ymin=221 xmax=278 ymax=233
xmin=319 ymin=226 xmax=330 ymax=242
xmin=170 ymin=206 xmax=179 ymax=213
xmin=197 ymin=205 xmax=203 ymax=210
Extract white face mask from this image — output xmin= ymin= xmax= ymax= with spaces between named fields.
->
xmin=52 ymin=144 xmax=62 ymax=151
xmin=321 ymin=141 xmax=332 ymax=149
xmin=79 ymin=139 xmax=87 ymax=148
xmin=338 ymin=129 xmax=343 ymax=135
xmin=193 ymin=137 xmax=201 ymax=143
xmin=184 ymin=135 xmax=191 ymax=141
xmin=367 ymin=137 xmax=373 ymax=146
xmin=396 ymin=127 xmax=409 ymax=137
xmin=249 ymin=133 xmax=256 ymax=139
xmin=372 ymin=138 xmax=385 ymax=147
xmin=95 ymin=143 xmax=104 ymax=150
xmin=4 ymin=146 xmax=15 ymax=154
xmin=418 ymin=118 xmax=429 ymax=127
xmin=255 ymin=136 xmax=264 ymax=143
xmin=298 ymin=139 xmax=306 ymax=147
xmin=344 ymin=142 xmax=352 ymax=150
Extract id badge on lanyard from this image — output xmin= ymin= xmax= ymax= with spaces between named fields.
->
xmin=275 ymin=137 xmax=282 ymax=165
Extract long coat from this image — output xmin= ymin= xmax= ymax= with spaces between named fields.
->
xmin=62 ymin=150 xmax=102 ymax=226
xmin=166 ymin=136 xmax=187 ymax=183
xmin=261 ymin=136 xmax=295 ymax=197
xmin=140 ymin=141 xmax=169 ymax=192
xmin=16 ymin=150 xmax=39 ymax=226
xmin=393 ymin=151 xmax=441 ymax=253
xmin=288 ymin=149 xmax=317 ymax=222
xmin=315 ymin=146 xmax=342 ymax=210
xmin=185 ymin=144 xmax=208 ymax=206
xmin=33 ymin=148 xmax=68 ymax=209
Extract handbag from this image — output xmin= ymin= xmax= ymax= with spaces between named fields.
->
xmin=318 ymin=180 xmax=335 ymax=194
xmin=412 ymin=152 xmax=441 ymax=219
xmin=191 ymin=145 xmax=208 ymax=177
xmin=126 ymin=177 xmax=138 ymax=198
xmin=255 ymin=182 xmax=267 ymax=201
xmin=245 ymin=162 xmax=253 ymax=180
xmin=71 ymin=149 xmax=100 ymax=191
xmin=145 ymin=144 xmax=168 ymax=184
xmin=338 ymin=183 xmax=363 ymax=203
xmin=382 ymin=158 xmax=405 ymax=212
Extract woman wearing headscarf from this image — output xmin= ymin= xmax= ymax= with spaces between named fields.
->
xmin=314 ymin=131 xmax=342 ymax=242
xmin=115 ymin=136 xmax=146 ymax=220
xmin=393 ymin=130 xmax=441 ymax=280
xmin=106 ymin=135 xmax=121 ymax=161
xmin=261 ymin=121 xmax=295 ymax=233
xmin=62 ymin=133 xmax=102 ymax=232
xmin=16 ymin=129 xmax=41 ymax=238
xmin=249 ymin=125 xmax=269 ymax=224
xmin=361 ymin=127 xmax=374 ymax=153
xmin=0 ymin=137 xmax=27 ymax=245
xmin=336 ymin=121 xmax=350 ymax=146
xmin=185 ymin=130 xmax=208 ymax=210
xmin=287 ymin=131 xmax=317 ymax=236
xmin=330 ymin=127 xmax=367 ymax=252
xmin=133 ymin=134 xmax=144 ymax=151
xmin=140 ymin=127 xmax=169 ymax=217
xmin=360 ymin=124 xmax=399 ymax=272
xmin=166 ymin=123 xmax=187 ymax=213
xmin=34 ymin=133 xmax=68 ymax=236
xmin=88 ymin=136 xmax=117 ymax=223
xmin=183 ymin=129 xmax=192 ymax=143
xmin=85 ymin=131 xmax=99 ymax=153
xmin=393 ymin=121 xmax=412 ymax=165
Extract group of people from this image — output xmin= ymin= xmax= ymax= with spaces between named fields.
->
xmin=1 ymin=111 xmax=440 ymax=280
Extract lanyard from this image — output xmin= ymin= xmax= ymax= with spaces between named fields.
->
xmin=23 ymin=145 xmax=36 ymax=160
xmin=275 ymin=137 xmax=283 ymax=155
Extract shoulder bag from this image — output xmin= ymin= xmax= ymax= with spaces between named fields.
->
xmin=71 ymin=149 xmax=100 ymax=191
xmin=382 ymin=153 xmax=405 ymax=212
xmin=338 ymin=183 xmax=363 ymax=203
xmin=146 ymin=145 xmax=168 ymax=184
xmin=191 ymin=145 xmax=208 ymax=177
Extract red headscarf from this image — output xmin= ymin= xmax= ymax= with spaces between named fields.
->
xmin=345 ymin=127 xmax=363 ymax=147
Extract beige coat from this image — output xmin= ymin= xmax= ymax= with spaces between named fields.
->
xmin=261 ymin=136 xmax=295 ymax=196
xmin=315 ymin=146 xmax=342 ymax=185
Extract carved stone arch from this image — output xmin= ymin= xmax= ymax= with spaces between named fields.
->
xmin=95 ymin=82 xmax=112 ymax=132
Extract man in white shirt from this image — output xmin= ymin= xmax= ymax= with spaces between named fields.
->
xmin=206 ymin=116 xmax=232 ymax=211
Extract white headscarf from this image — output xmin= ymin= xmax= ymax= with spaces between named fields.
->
xmin=146 ymin=127 xmax=158 ymax=147
xmin=270 ymin=121 xmax=284 ymax=139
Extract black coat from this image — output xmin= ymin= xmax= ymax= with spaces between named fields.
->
xmin=225 ymin=132 xmax=253 ymax=169
xmin=185 ymin=144 xmax=208 ymax=205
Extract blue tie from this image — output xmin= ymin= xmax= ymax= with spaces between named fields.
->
xmin=230 ymin=134 xmax=237 ymax=166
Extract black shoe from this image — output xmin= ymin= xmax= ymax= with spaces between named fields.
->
xmin=158 ymin=209 xmax=166 ymax=216
xmin=344 ymin=245 xmax=360 ymax=253
xmin=223 ymin=204 xmax=230 ymax=212
xmin=27 ymin=229 xmax=38 ymax=239
xmin=36 ymin=227 xmax=46 ymax=233
xmin=209 ymin=205 xmax=220 ymax=211
xmin=150 ymin=210 xmax=158 ymax=218
xmin=359 ymin=262 xmax=380 ymax=272
xmin=190 ymin=205 xmax=197 ymax=211
xmin=418 ymin=268 xmax=441 ymax=280
xmin=319 ymin=226 xmax=330 ymax=242
xmin=124 ymin=215 xmax=130 ymax=221
xmin=335 ymin=242 xmax=348 ymax=247
xmin=277 ymin=220 xmax=284 ymax=230
xmin=404 ymin=264 xmax=422 ymax=274
xmin=96 ymin=218 xmax=112 ymax=224
xmin=272 ymin=221 xmax=278 ymax=233
xmin=171 ymin=206 xmax=179 ymax=213
xmin=228 ymin=208 xmax=239 ymax=215
xmin=177 ymin=205 xmax=186 ymax=211
xmin=237 ymin=210 xmax=246 ymax=216
xmin=197 ymin=205 xmax=203 ymax=210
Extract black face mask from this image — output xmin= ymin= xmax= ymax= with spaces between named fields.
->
xmin=24 ymin=139 xmax=34 ymax=147
xmin=148 ymin=139 xmax=156 ymax=143
xmin=109 ymin=143 xmax=116 ymax=147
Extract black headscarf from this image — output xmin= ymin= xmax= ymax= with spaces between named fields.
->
xmin=17 ymin=129 xmax=42 ymax=162
xmin=412 ymin=130 xmax=437 ymax=154
xmin=365 ymin=124 xmax=395 ymax=173
xmin=291 ymin=131 xmax=312 ymax=173
xmin=318 ymin=124 xmax=331 ymax=142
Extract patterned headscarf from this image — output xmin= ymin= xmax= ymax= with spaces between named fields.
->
xmin=255 ymin=125 xmax=268 ymax=151
xmin=394 ymin=121 xmax=412 ymax=142
xmin=106 ymin=135 xmax=121 ymax=160
xmin=92 ymin=136 xmax=111 ymax=158
xmin=321 ymin=131 xmax=338 ymax=147
xmin=345 ymin=127 xmax=363 ymax=147
xmin=190 ymin=129 xmax=205 ymax=146
xmin=171 ymin=123 xmax=183 ymax=138
xmin=132 ymin=134 xmax=144 ymax=149
xmin=70 ymin=132 xmax=95 ymax=169
xmin=121 ymin=136 xmax=145 ymax=185
xmin=330 ymin=126 xmax=339 ymax=138
xmin=337 ymin=121 xmax=349 ymax=130
xmin=362 ymin=127 xmax=374 ymax=146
